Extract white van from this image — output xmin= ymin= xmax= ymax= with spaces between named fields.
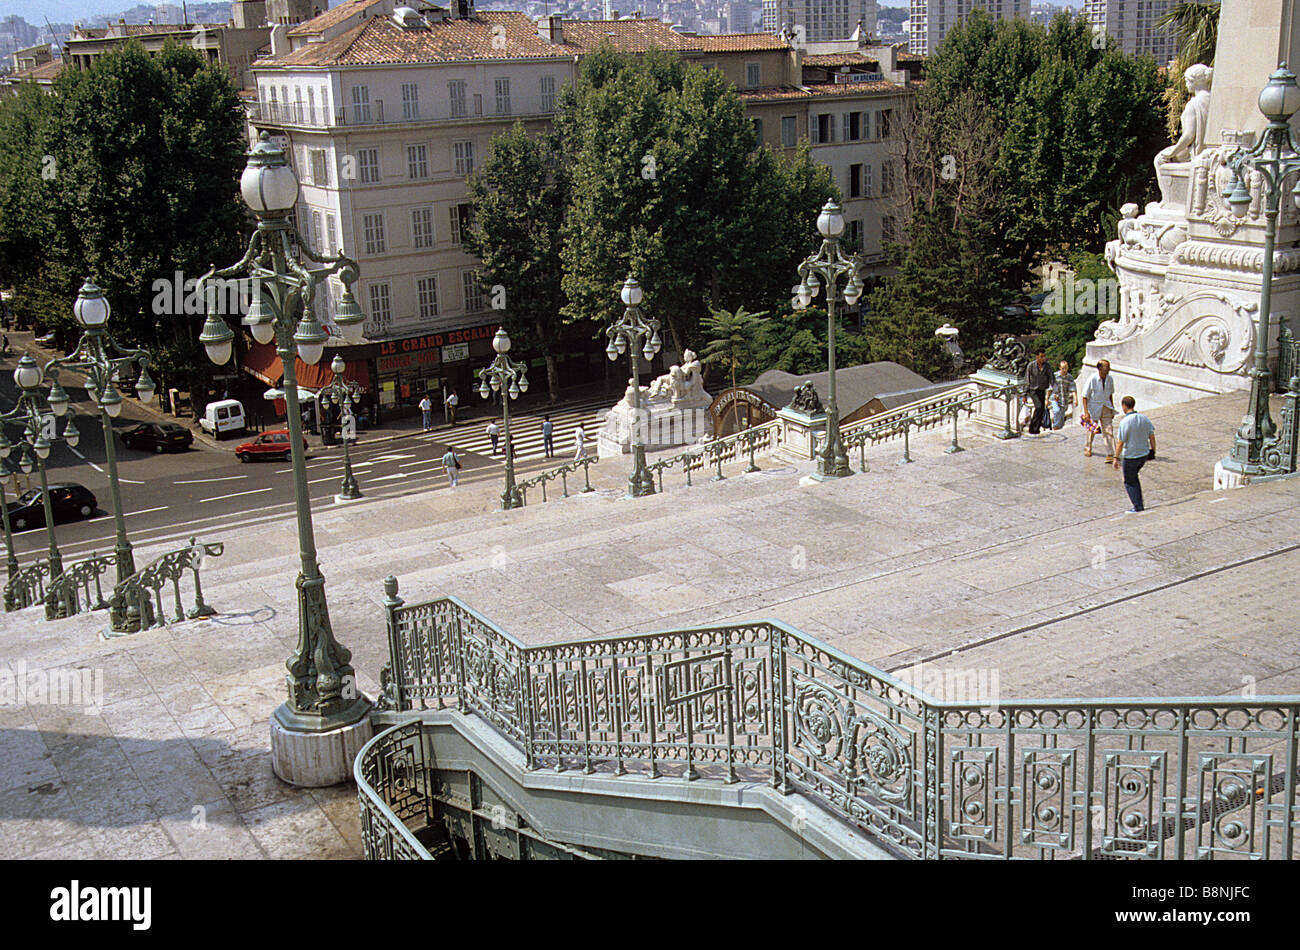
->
xmin=199 ymin=399 xmax=246 ymax=438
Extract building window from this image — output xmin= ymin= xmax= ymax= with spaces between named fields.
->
xmin=781 ymin=115 xmax=797 ymax=147
xmin=862 ymin=162 xmax=872 ymax=197
xmin=407 ymin=143 xmax=429 ymax=180
xmin=351 ymin=85 xmax=371 ymax=123
xmin=814 ymin=113 xmax=835 ymax=144
xmin=462 ymin=271 xmax=483 ymax=312
xmin=363 ymin=212 xmax=386 ymax=255
xmin=449 ymin=203 xmax=474 ymax=245
xmin=307 ymin=87 xmax=316 ymax=125
xmin=876 ymin=108 xmax=892 ymax=139
xmin=367 ymin=282 xmax=392 ymax=334
xmin=411 ymin=206 xmax=434 ymax=249
xmin=357 ymin=147 xmax=380 ymax=184
xmin=295 ymin=89 xmax=305 ymax=123
xmin=453 ymin=140 xmax=474 ymax=177
xmin=309 ymin=148 xmax=329 ymax=186
xmin=849 ymin=163 xmax=863 ymax=198
xmin=881 ymin=160 xmax=894 ymax=195
xmin=882 ymin=215 xmax=896 ymax=243
xmin=325 ymin=213 xmax=338 ymax=255
xmin=448 ymin=79 xmax=467 ymax=118
xmin=417 ymin=276 xmax=439 ymax=320
xmin=845 ymin=218 xmax=863 ymax=251
xmin=320 ymin=85 xmax=330 ymax=123
xmin=751 ymin=118 xmax=763 ymax=146
xmin=540 ymin=75 xmax=556 ymax=112
xmin=843 ymin=111 xmax=862 ymax=141
xmin=311 ymin=210 xmax=323 ymax=252
xmin=494 ymin=77 xmax=511 ymax=115
xmin=402 ymin=81 xmax=419 ymax=120
xmin=745 ymin=61 xmax=761 ymax=88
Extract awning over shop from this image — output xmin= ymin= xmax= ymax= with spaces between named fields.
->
xmin=240 ymin=341 xmax=371 ymax=390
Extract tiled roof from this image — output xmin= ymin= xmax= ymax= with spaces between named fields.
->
xmin=803 ymin=52 xmax=873 ymax=67
xmin=4 ymin=58 xmax=63 ymax=82
xmin=737 ymin=79 xmax=901 ymax=102
xmin=896 ymin=50 xmax=923 ymax=63
xmin=559 ymin=18 xmax=703 ymax=53
xmin=289 ymin=0 xmax=384 ymax=36
xmin=71 ymin=23 xmax=193 ymax=39
xmin=691 ymin=32 xmax=790 ymax=52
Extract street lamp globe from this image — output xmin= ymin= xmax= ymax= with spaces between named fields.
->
xmin=32 ymin=432 xmax=50 ymax=460
xmin=479 ymin=380 xmax=490 ymax=399
xmin=62 ymin=419 xmax=79 ymax=448
xmin=13 ymin=355 xmax=41 ymax=391
xmin=492 ymin=328 xmax=511 ymax=354
xmin=518 ymin=375 xmax=529 ymax=394
xmin=73 ymin=279 xmax=110 ymax=329
xmin=136 ymin=366 xmax=156 ymax=403
xmin=46 ymin=381 xmax=70 ymax=417
xmin=18 ymin=449 xmax=32 ymax=474
xmin=200 ymin=311 xmax=235 ymax=365
xmin=331 ymin=354 xmax=346 ymax=376
xmin=240 ymin=132 xmax=299 ymax=215
xmin=1258 ymin=65 xmax=1300 ymax=123
xmin=244 ymin=284 xmax=276 ymax=345
xmin=100 ymin=382 xmax=123 ymax=418
xmin=816 ymin=200 xmax=846 ymax=239
xmin=621 ymin=277 xmax=643 ymax=306
xmin=294 ymin=310 xmax=327 ymax=365
xmin=334 ymin=288 xmax=365 ymax=344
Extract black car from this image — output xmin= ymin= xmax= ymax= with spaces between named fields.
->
xmin=120 ymin=422 xmax=194 ymax=454
xmin=6 ymin=483 xmax=97 ymax=532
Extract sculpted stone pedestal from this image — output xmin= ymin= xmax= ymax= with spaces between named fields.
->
xmin=597 ymin=350 xmax=712 ymax=457
xmin=270 ymin=698 xmax=373 ymax=787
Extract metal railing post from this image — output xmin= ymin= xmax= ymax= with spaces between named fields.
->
xmin=946 ymin=406 xmax=963 ymax=454
xmin=382 ymin=575 xmax=408 ymax=712
xmin=901 ymin=422 xmax=912 ymax=463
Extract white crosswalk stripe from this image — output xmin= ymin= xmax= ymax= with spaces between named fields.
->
xmin=419 ymin=399 xmax=612 ymax=461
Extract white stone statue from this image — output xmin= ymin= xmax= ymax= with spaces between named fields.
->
xmin=1155 ymin=64 xmax=1212 ymax=173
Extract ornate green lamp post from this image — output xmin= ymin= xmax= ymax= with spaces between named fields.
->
xmin=477 ymin=327 xmax=528 ymax=510
xmin=1 ymin=355 xmax=80 ymax=579
xmin=795 ymin=200 xmax=864 ymax=480
xmin=1217 ymin=65 xmax=1300 ymax=482
xmin=43 ymin=279 xmax=155 ymax=584
xmin=198 ymin=131 xmax=370 ymax=785
xmin=606 ymin=276 xmax=660 ymax=498
xmin=0 ymin=442 xmax=20 ymax=580
xmin=321 ymin=354 xmax=363 ymax=502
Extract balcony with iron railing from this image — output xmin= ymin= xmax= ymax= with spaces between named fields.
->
xmin=248 ymin=94 xmax=559 ymax=130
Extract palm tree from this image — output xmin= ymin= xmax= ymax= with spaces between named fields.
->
xmin=700 ymin=306 xmax=767 ymax=396
xmin=1159 ymin=1 xmax=1220 ymax=139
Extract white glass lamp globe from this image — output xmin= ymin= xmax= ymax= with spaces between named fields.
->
xmin=1258 ymin=65 xmax=1300 ymax=123
xmin=73 ymin=279 xmax=110 ymax=328
xmin=816 ymin=200 xmax=845 ymax=238
xmin=621 ymin=277 xmax=643 ymax=306
xmin=13 ymin=355 xmax=41 ymax=390
xmin=492 ymin=328 xmax=511 ymax=354
xmin=240 ymin=132 xmax=299 ymax=214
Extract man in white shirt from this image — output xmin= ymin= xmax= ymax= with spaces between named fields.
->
xmin=486 ymin=419 xmax=500 ymax=455
xmin=574 ymin=424 xmax=587 ymax=460
xmin=1079 ymin=359 xmax=1117 ymax=461
xmin=418 ymin=394 xmax=433 ymax=432
xmin=444 ymin=389 xmax=459 ymax=426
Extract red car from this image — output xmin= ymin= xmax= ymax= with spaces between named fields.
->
xmin=235 ymin=429 xmax=308 ymax=462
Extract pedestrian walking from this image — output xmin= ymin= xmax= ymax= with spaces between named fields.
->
xmin=1025 ymin=348 xmax=1053 ymax=435
xmin=574 ymin=423 xmax=588 ymax=460
xmin=542 ymin=414 xmax=554 ymax=458
xmin=486 ymin=419 xmax=500 ymax=455
xmin=1051 ymin=360 xmax=1076 ymax=431
xmin=1079 ymin=359 xmax=1117 ymax=460
xmin=444 ymin=389 xmax=459 ymax=426
xmin=419 ymin=393 xmax=433 ymax=431
xmin=1114 ymin=395 xmax=1156 ymax=513
xmin=441 ymin=446 xmax=461 ymax=488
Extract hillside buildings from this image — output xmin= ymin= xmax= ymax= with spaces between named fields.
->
xmin=759 ymin=0 xmax=877 ymax=42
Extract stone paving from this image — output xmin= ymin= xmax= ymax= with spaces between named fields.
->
xmin=2 ymin=390 xmax=1297 ymax=858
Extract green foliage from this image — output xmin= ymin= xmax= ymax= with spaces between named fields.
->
xmin=699 ymin=305 xmax=766 ymax=392
xmin=558 ymin=45 xmax=835 ymax=357
xmin=464 ymin=121 xmax=571 ymax=401
xmin=0 ymin=40 xmax=245 ymax=389
xmin=1034 ymin=250 xmax=1118 ymax=369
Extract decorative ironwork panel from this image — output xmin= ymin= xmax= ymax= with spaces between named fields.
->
xmin=1021 ymin=748 xmax=1077 ymax=850
xmin=1101 ymin=750 xmax=1167 ymax=859
xmin=949 ymin=746 xmax=998 ymax=842
xmin=1196 ymin=752 xmax=1272 ymax=860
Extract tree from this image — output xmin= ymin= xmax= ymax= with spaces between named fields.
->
xmin=700 ymin=305 xmax=766 ymax=393
xmin=464 ymin=121 xmax=572 ymax=402
xmin=1 ymin=40 xmax=246 ymax=395
xmin=1159 ymin=1 xmax=1220 ymax=139
xmin=559 ymin=45 xmax=835 ymax=357
xmin=1034 ymin=249 xmax=1118 ymax=368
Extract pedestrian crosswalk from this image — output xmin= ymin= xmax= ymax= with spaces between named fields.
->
xmin=416 ymin=397 xmax=612 ymax=463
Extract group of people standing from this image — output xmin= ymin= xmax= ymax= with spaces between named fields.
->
xmin=1024 ymin=351 xmax=1158 ymax=513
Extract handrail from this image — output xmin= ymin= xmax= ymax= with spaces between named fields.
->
xmin=43 ymin=552 xmax=116 ymax=620
xmin=645 ymin=419 xmax=781 ymax=491
xmin=516 ymin=455 xmax=598 ymax=506
xmin=106 ymin=537 xmax=223 ymax=636
xmin=815 ymin=380 xmax=1022 ymax=470
xmin=375 ymin=578 xmax=1300 ymax=860
xmin=355 ymin=719 xmax=435 ymax=860
xmin=3 ymin=557 xmax=53 ymax=612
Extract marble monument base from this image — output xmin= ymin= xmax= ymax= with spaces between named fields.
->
xmin=597 ymin=403 xmax=711 ymax=458
xmin=270 ymin=698 xmax=373 ymax=787
xmin=773 ymin=406 xmax=828 ymax=463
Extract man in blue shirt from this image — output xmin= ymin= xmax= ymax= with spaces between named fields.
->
xmin=1114 ymin=395 xmax=1156 ymax=512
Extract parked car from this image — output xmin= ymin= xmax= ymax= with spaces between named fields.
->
xmin=235 ymin=429 xmax=307 ymax=462
xmin=120 ymin=422 xmax=194 ymax=454
xmin=199 ymin=399 xmax=246 ymax=438
xmin=6 ymin=483 xmax=97 ymax=531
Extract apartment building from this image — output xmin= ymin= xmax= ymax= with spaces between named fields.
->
xmin=64 ymin=19 xmax=277 ymax=90
xmin=0 ymin=44 xmax=62 ymax=94
xmin=760 ymin=0 xmax=877 ymax=42
xmin=1083 ymin=0 xmax=1177 ymax=66
xmin=907 ymin=0 xmax=1029 ymax=55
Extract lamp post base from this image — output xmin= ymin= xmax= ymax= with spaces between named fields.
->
xmin=270 ymin=697 xmax=373 ymax=787
xmin=334 ymin=490 xmax=363 ymax=504
xmin=1214 ymin=457 xmax=1252 ymax=491
xmin=811 ymin=453 xmax=853 ymax=481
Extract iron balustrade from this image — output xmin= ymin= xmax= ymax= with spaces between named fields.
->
xmin=3 ymin=557 xmax=53 ymax=612
xmin=815 ymin=381 xmax=1023 ymax=470
xmin=516 ymin=455 xmax=598 ymax=506
xmin=106 ymin=538 xmax=223 ymax=636
xmin=43 ymin=552 xmax=116 ymax=620
xmin=645 ymin=421 xmax=781 ymax=491
xmin=374 ymin=579 xmax=1300 ymax=860
xmin=356 ymin=719 xmax=435 ymax=860
xmin=1278 ymin=325 xmax=1300 ymax=393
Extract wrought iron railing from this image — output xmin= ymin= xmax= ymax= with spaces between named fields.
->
xmin=3 ymin=557 xmax=53 ymax=612
xmin=645 ymin=420 xmax=781 ymax=491
xmin=815 ymin=381 xmax=1022 ymax=471
xmin=43 ymin=552 xmax=116 ymax=621
xmin=1277 ymin=324 xmax=1300 ymax=393
xmin=517 ymin=455 xmax=598 ymax=506
xmin=374 ymin=579 xmax=1300 ymax=860
xmin=356 ymin=719 xmax=435 ymax=860
xmin=106 ymin=537 xmax=223 ymax=637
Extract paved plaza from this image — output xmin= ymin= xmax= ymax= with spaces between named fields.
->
xmin=1 ymin=390 xmax=1297 ymax=858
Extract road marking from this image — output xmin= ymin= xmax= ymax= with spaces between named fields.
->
xmin=125 ymin=506 xmax=169 ymax=517
xmin=369 ymin=473 xmax=408 ymax=482
xmin=175 ymin=475 xmax=248 ymax=485
xmin=307 ymin=474 xmax=344 ymax=485
xmin=368 ymin=453 xmax=416 ymax=462
xmin=118 ymin=478 xmax=145 ymax=484
xmin=67 ymin=446 xmax=105 ymax=473
xmin=200 ymin=487 xmax=273 ymax=503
